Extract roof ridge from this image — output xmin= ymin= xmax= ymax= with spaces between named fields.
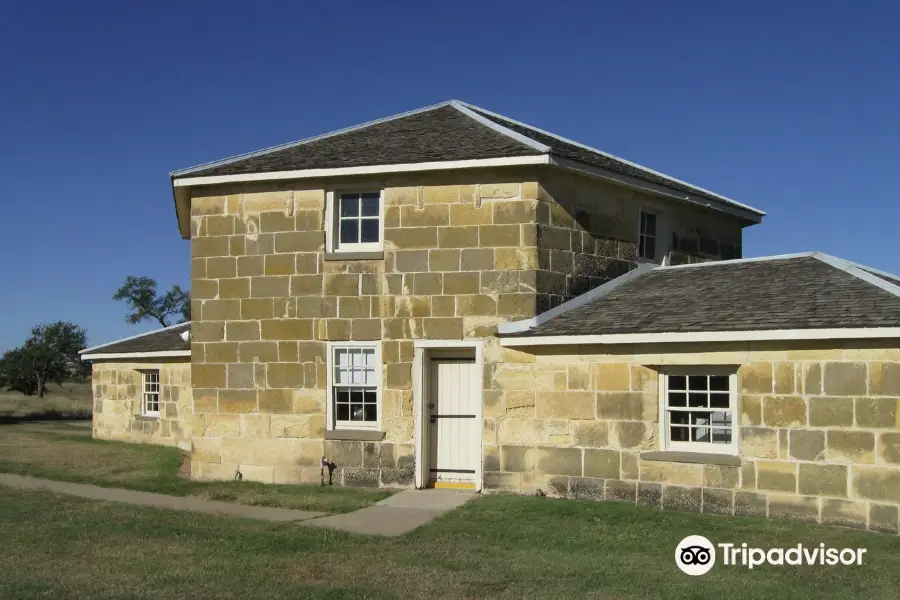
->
xmin=449 ymin=101 xmax=550 ymax=154
xmin=80 ymin=321 xmax=191 ymax=354
xmin=658 ymin=252 xmax=817 ymax=270
xmin=170 ymin=100 xmax=455 ymax=177
xmin=455 ymin=100 xmax=765 ymax=217
xmin=812 ymin=253 xmax=900 ymax=299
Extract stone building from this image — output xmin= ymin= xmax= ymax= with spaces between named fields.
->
xmin=82 ymin=100 xmax=900 ymax=533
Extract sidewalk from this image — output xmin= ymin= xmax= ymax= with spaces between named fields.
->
xmin=0 ymin=473 xmax=474 ymax=535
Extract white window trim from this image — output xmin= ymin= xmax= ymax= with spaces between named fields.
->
xmin=324 ymin=188 xmax=384 ymax=253
xmin=141 ymin=370 xmax=160 ymax=418
xmin=637 ymin=205 xmax=667 ymax=264
xmin=325 ymin=341 xmax=382 ymax=431
xmin=657 ymin=366 xmax=738 ymax=455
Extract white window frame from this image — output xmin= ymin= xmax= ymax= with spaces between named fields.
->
xmin=638 ymin=207 xmax=661 ymax=263
xmin=658 ymin=366 xmax=738 ymax=455
xmin=324 ymin=188 xmax=384 ymax=253
xmin=325 ymin=341 xmax=382 ymax=431
xmin=141 ymin=370 xmax=160 ymax=417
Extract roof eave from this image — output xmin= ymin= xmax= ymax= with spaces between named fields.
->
xmin=499 ymin=327 xmax=900 ymax=347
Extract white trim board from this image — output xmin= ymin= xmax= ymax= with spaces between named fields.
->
xmin=499 ymin=328 xmax=900 ymax=347
xmin=173 ymin=155 xmax=551 ymax=188
xmin=81 ymin=350 xmax=191 ymax=360
xmin=79 ymin=322 xmax=191 ymax=355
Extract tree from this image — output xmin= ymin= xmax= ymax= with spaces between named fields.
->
xmin=113 ymin=276 xmax=190 ymax=328
xmin=0 ymin=347 xmax=39 ymax=395
xmin=0 ymin=322 xmax=87 ymax=397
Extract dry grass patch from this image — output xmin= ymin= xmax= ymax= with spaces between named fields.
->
xmin=0 ymin=382 xmax=92 ymax=420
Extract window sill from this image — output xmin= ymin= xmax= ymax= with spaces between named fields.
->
xmin=134 ymin=414 xmax=160 ymax=421
xmin=324 ymin=429 xmax=385 ymax=441
xmin=640 ymin=451 xmax=740 ymax=466
xmin=324 ymin=251 xmax=384 ymax=261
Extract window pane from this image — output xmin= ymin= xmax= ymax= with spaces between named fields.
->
xmin=643 ymin=236 xmax=655 ymax=259
xmin=691 ymin=412 xmax=710 ymax=427
xmin=361 ymin=193 xmax=379 ymax=217
xmin=364 ymin=389 xmax=377 ymax=404
xmin=364 ymin=404 xmax=377 ymax=421
xmin=644 ymin=212 xmax=656 ymax=234
xmin=688 ymin=393 xmax=707 ymax=407
xmin=360 ymin=219 xmax=379 ymax=243
xmin=711 ymin=428 xmax=731 ymax=443
xmin=350 ymin=350 xmax=363 ymax=367
xmin=336 ymin=403 xmax=350 ymax=421
xmin=340 ymin=194 xmax=359 ymax=217
xmin=340 ymin=220 xmax=359 ymax=244
xmin=709 ymin=375 xmax=729 ymax=391
xmin=670 ymin=411 xmax=689 ymax=425
xmin=668 ymin=392 xmax=687 ymax=407
xmin=709 ymin=393 xmax=730 ymax=409
xmin=688 ymin=375 xmax=707 ymax=391
xmin=692 ymin=427 xmax=710 ymax=442
xmin=670 ymin=426 xmax=689 ymax=441
xmin=669 ymin=375 xmax=686 ymax=390
xmin=336 ymin=388 xmax=350 ymax=404
xmin=363 ymin=349 xmax=375 ymax=368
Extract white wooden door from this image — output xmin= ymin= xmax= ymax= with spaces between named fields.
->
xmin=428 ymin=358 xmax=479 ymax=488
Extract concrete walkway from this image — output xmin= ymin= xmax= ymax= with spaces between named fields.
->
xmin=306 ymin=489 xmax=475 ymax=536
xmin=0 ymin=474 xmax=326 ymax=522
xmin=0 ymin=474 xmax=474 ymax=535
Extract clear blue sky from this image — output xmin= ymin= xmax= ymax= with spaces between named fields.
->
xmin=1 ymin=1 xmax=898 ymax=351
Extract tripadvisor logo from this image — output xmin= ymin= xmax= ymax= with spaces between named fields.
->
xmin=675 ymin=535 xmax=867 ymax=575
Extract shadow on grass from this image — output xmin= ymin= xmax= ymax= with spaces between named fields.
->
xmin=0 ymin=409 xmax=92 ymax=425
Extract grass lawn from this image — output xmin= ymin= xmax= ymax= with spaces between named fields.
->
xmin=0 ymin=424 xmax=391 ymax=513
xmin=0 ymin=487 xmax=898 ymax=599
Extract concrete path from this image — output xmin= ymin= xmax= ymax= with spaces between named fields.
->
xmin=305 ymin=489 xmax=475 ymax=536
xmin=0 ymin=474 xmax=326 ymax=522
xmin=0 ymin=474 xmax=474 ymax=535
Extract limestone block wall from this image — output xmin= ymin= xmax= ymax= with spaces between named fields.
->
xmin=536 ymin=171 xmax=745 ymax=309
xmin=188 ymin=169 xmax=550 ymax=486
xmin=91 ymin=360 xmax=192 ymax=449
xmin=486 ymin=342 xmax=900 ymax=534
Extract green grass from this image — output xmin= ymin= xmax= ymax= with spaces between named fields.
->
xmin=0 ymin=424 xmax=391 ymax=513
xmin=0 ymin=487 xmax=898 ymax=599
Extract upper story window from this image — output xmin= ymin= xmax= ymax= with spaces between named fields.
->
xmin=326 ymin=190 xmax=383 ymax=253
xmin=142 ymin=370 xmax=160 ymax=417
xmin=660 ymin=368 xmax=737 ymax=455
xmin=326 ymin=342 xmax=381 ymax=430
xmin=639 ymin=210 xmax=657 ymax=261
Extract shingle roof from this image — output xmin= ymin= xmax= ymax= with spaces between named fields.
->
xmin=503 ymin=254 xmax=900 ymax=338
xmin=80 ymin=322 xmax=190 ymax=357
xmin=171 ymin=100 xmax=763 ymax=219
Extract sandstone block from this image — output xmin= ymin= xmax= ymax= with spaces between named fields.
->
xmin=605 ymin=480 xmax=637 ymax=502
xmin=799 ymin=463 xmax=847 ymax=497
xmin=219 ymin=389 xmax=258 ymax=413
xmin=823 ymin=362 xmax=867 ymax=396
xmin=789 ymin=430 xmax=825 ymax=461
xmin=803 ymin=363 xmax=822 ymax=394
xmin=827 ymin=430 xmax=875 ymax=463
xmin=703 ymin=464 xmax=740 ymax=489
xmin=763 ymin=395 xmax=806 ymax=427
xmin=808 ymin=396 xmax=853 ymax=426
xmin=869 ymin=503 xmax=899 ymax=534
xmin=591 ymin=363 xmax=630 ymax=391
xmin=768 ymin=494 xmax=819 ymax=523
xmin=536 ymin=446 xmax=582 ymax=476
xmin=536 ymin=391 xmax=594 ymax=419
xmin=663 ymin=485 xmax=702 ymax=512
xmin=856 ymin=397 xmax=898 ymax=428
xmin=584 ymin=449 xmax=620 ymax=479
xmin=852 ymin=466 xmax=900 ymax=502
xmin=756 ymin=460 xmax=797 ymax=493
xmin=639 ymin=461 xmax=702 ymax=486
xmin=734 ymin=491 xmax=767 ymax=517
xmin=870 ymin=362 xmax=900 ymax=396
xmin=739 ymin=363 xmax=772 ymax=394
xmin=739 ymin=427 xmax=778 ymax=458
xmin=821 ymin=499 xmax=867 ymax=529
xmin=879 ymin=432 xmax=900 ymax=464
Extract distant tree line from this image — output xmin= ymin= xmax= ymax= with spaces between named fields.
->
xmin=0 ymin=276 xmax=189 ymax=397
